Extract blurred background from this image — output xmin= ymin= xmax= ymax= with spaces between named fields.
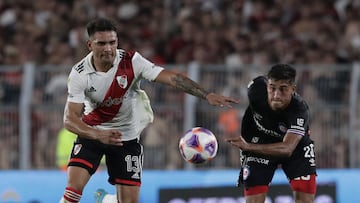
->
xmin=0 ymin=0 xmax=359 ymax=202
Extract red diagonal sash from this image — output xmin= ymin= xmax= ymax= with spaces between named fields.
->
xmin=82 ymin=51 xmax=135 ymax=126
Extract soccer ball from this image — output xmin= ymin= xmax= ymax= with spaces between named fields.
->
xmin=179 ymin=127 xmax=218 ymax=164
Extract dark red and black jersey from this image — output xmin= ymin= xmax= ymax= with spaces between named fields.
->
xmin=242 ymin=76 xmax=311 ymax=145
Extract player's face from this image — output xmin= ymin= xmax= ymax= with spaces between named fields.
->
xmin=267 ymin=79 xmax=295 ymax=111
xmin=87 ymin=31 xmax=118 ymax=67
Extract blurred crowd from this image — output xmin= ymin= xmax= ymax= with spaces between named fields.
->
xmin=0 ymin=0 xmax=359 ymax=169
xmin=0 ymin=0 xmax=359 ymax=66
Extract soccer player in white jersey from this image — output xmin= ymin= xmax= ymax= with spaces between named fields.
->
xmin=58 ymin=18 xmax=238 ymax=203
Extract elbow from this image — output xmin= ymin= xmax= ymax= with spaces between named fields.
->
xmin=63 ymin=121 xmax=70 ymax=131
xmin=282 ymin=148 xmax=295 ymax=158
xmin=283 ymin=151 xmax=293 ymax=158
xmin=63 ymin=116 xmax=72 ymax=131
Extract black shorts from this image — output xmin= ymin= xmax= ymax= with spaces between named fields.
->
xmin=239 ymin=140 xmax=317 ymax=189
xmin=68 ymin=137 xmax=143 ymax=186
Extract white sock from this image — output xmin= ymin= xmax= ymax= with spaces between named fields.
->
xmin=102 ymin=194 xmax=117 ymax=203
xmin=59 ymin=197 xmax=73 ymax=203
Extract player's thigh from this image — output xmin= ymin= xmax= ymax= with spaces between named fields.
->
xmin=290 ymin=174 xmax=317 ymax=196
xmin=282 ymin=141 xmax=317 ymax=194
xmin=106 ymin=139 xmax=143 ymax=186
xmin=68 ymin=137 xmax=105 ymax=175
xmin=240 ymin=154 xmax=278 ymax=195
xmin=116 ymin=184 xmax=140 ymax=203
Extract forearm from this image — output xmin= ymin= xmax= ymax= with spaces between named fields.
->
xmin=64 ymin=116 xmax=98 ymax=140
xmin=170 ymin=73 xmax=209 ymax=99
xmin=155 ymin=70 xmax=237 ymax=107
xmin=244 ymin=142 xmax=294 ymax=157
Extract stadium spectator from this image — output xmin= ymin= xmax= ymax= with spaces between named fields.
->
xmin=32 ymin=108 xmax=62 ymax=169
xmin=0 ymin=0 xmax=358 ymax=66
xmin=0 ymin=117 xmax=18 ymax=169
xmin=56 ymin=128 xmax=77 ymax=171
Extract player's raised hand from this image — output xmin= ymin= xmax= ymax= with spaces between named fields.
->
xmin=206 ymin=93 xmax=239 ymax=108
xmin=96 ymin=129 xmax=123 ymax=146
xmin=225 ymin=136 xmax=249 ymax=150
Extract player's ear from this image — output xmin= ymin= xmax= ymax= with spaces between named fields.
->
xmin=86 ymin=40 xmax=92 ymax=51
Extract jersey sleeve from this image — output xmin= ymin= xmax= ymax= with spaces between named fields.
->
xmin=67 ymin=68 xmax=87 ymax=103
xmin=286 ymin=102 xmax=310 ymax=137
xmin=247 ymin=76 xmax=268 ymax=111
xmin=241 ymin=107 xmax=255 ymax=142
xmin=131 ymin=52 xmax=164 ymax=81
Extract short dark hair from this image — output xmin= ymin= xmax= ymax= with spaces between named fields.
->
xmin=86 ymin=18 xmax=117 ymax=37
xmin=267 ymin=64 xmax=296 ymax=84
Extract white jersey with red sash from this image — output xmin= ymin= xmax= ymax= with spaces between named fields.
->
xmin=67 ymin=49 xmax=163 ymax=141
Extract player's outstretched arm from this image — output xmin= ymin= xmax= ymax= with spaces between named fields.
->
xmin=155 ymin=69 xmax=239 ymax=107
xmin=225 ymin=133 xmax=302 ymax=157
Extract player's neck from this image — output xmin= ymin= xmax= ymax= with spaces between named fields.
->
xmin=92 ymin=58 xmax=113 ymax=72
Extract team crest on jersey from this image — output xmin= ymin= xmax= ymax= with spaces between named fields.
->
xmin=116 ymin=75 xmax=128 ymax=88
xmin=73 ymin=144 xmax=82 ymax=155
xmin=242 ymin=166 xmax=250 ymax=180
xmin=278 ymin=123 xmax=288 ymax=133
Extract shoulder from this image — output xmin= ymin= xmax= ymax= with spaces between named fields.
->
xmin=247 ymin=76 xmax=267 ymax=98
xmin=289 ymin=93 xmax=310 ymax=116
xmin=247 ymin=76 xmax=268 ymax=110
xmin=71 ymin=60 xmax=86 ymax=74
xmin=68 ymin=55 xmax=92 ymax=86
xmin=292 ymin=93 xmax=309 ymax=110
xmin=117 ymin=49 xmax=146 ymax=67
xmin=117 ymin=49 xmax=135 ymax=59
xmin=71 ymin=52 xmax=95 ymax=75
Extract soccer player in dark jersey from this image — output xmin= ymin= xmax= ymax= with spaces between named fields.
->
xmin=226 ymin=64 xmax=317 ymax=203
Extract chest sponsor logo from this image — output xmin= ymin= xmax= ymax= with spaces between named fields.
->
xmin=253 ymin=113 xmax=282 ymax=138
xmin=117 ymin=75 xmax=128 ymax=89
xmin=254 ymin=112 xmax=262 ymax=120
xmin=101 ymin=96 xmax=124 ymax=107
